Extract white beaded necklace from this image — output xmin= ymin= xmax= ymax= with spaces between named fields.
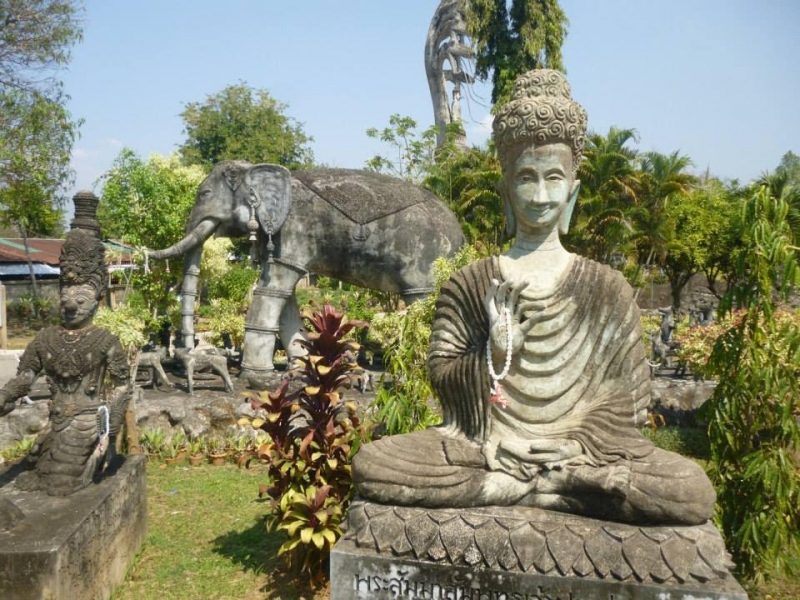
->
xmin=486 ymin=306 xmax=513 ymax=408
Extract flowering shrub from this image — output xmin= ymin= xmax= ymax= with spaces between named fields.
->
xmin=673 ymin=308 xmax=800 ymax=379
xmin=672 ymin=311 xmax=738 ymax=378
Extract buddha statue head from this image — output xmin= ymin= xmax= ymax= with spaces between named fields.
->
xmin=58 ymin=191 xmax=107 ymax=329
xmin=493 ymin=69 xmax=587 ymax=238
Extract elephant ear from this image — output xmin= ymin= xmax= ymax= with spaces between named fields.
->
xmin=244 ymin=164 xmax=292 ymax=236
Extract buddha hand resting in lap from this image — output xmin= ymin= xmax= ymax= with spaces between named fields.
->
xmin=353 ymin=70 xmax=715 ymax=525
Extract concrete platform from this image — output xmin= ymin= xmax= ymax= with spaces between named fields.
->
xmin=0 ymin=455 xmax=147 ymax=600
xmin=331 ymin=538 xmax=749 ymax=600
xmin=330 ymin=501 xmax=749 ymax=600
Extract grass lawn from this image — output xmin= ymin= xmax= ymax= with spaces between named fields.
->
xmin=112 ymin=461 xmax=328 ymax=600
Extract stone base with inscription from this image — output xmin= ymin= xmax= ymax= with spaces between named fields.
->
xmin=330 ymin=500 xmax=748 ymax=600
xmin=0 ymin=455 xmax=147 ymax=600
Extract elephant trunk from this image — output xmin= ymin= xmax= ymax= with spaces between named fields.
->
xmin=148 ymin=218 xmax=217 ymax=260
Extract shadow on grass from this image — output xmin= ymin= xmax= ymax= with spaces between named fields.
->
xmin=211 ymin=514 xmax=324 ymax=598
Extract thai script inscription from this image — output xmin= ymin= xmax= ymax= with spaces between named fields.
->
xmin=352 ymin=572 xmax=615 ymax=600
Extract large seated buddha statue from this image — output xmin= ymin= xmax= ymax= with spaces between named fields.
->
xmin=353 ymin=70 xmax=715 ymax=526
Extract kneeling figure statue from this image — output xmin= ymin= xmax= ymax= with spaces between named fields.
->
xmin=354 ymin=70 xmax=715 ymax=525
xmin=0 ymin=192 xmax=132 ymax=497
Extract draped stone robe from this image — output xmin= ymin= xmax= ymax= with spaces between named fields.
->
xmin=353 ymin=256 xmax=715 ymax=524
xmin=430 ymin=256 xmax=653 ymax=473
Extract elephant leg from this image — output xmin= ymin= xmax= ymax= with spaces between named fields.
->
xmin=279 ymin=294 xmax=306 ymax=360
xmin=241 ymin=261 xmax=304 ymax=379
xmin=178 ymin=251 xmax=203 ymax=348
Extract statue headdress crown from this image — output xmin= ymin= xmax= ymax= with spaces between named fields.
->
xmin=59 ymin=191 xmax=107 ymax=298
xmin=492 ymin=69 xmax=587 ymax=171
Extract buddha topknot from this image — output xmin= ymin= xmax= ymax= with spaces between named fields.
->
xmin=493 ymin=69 xmax=587 ymax=171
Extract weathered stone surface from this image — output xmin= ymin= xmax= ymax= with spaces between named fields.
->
xmin=353 ymin=69 xmax=717 ymax=529
xmin=0 ymin=455 xmax=147 ymax=600
xmin=0 ymin=398 xmax=48 ymax=450
xmin=135 ymin=391 xmax=240 ymax=436
xmin=342 ymin=501 xmax=737 ymax=587
xmin=0 ymin=497 xmax=24 ymax=532
xmin=0 ymin=193 xmax=133 ymax=496
xmin=331 ymin=536 xmax=749 ymax=599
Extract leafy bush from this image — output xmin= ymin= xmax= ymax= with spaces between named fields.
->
xmin=10 ymin=293 xmax=56 ymax=327
xmin=701 ymin=187 xmax=800 ymax=580
xmin=368 ymin=246 xmax=479 ymax=434
xmin=205 ymin=263 xmax=258 ymax=306
xmin=94 ymin=304 xmax=148 ymax=364
xmin=204 ymin=298 xmax=246 ymax=350
xmin=674 ymin=309 xmax=800 ymax=380
xmin=0 ymin=435 xmax=36 ymax=464
xmin=641 ymin=426 xmax=710 ymax=460
xmin=10 ymin=293 xmax=36 ymax=325
xmin=244 ymin=304 xmax=367 ymax=580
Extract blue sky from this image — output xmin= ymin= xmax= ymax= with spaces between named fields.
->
xmin=64 ymin=0 xmax=799 ymax=205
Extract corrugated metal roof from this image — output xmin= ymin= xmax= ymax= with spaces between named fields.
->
xmin=0 ymin=238 xmax=62 ymax=265
xmin=0 ymin=238 xmax=135 ymax=267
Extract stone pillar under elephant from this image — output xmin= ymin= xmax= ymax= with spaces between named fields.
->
xmin=330 ymin=501 xmax=748 ymax=600
xmin=0 ymin=455 xmax=147 ymax=600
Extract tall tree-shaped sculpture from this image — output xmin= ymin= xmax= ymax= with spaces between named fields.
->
xmin=425 ymin=0 xmax=475 ymax=149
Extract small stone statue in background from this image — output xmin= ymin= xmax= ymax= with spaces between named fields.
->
xmin=353 ymin=70 xmax=715 ymax=525
xmin=0 ymin=192 xmax=132 ymax=496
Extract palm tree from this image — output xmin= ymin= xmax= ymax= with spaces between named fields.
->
xmin=424 ymin=142 xmax=504 ymax=251
xmin=756 ymin=169 xmax=800 ymax=243
xmin=634 ymin=150 xmax=696 ymax=274
xmin=567 ymin=127 xmax=640 ymax=264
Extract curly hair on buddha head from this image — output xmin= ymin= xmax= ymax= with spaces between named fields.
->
xmin=492 ymin=69 xmax=587 ymax=173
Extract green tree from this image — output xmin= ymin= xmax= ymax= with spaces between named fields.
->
xmin=365 ymin=114 xmax=437 ymax=182
xmin=423 ymin=138 xmax=504 ymax=250
xmin=702 ymin=186 xmax=800 ymax=580
xmin=775 ymin=150 xmax=800 ymax=185
xmin=633 ymin=150 xmax=696 ymax=278
xmin=178 ymin=82 xmax=313 ymax=171
xmin=757 ymin=167 xmax=800 ymax=244
xmin=98 ymin=150 xmax=206 ymax=319
xmin=464 ymin=0 xmax=568 ymax=104
xmin=689 ymin=178 xmax=746 ymax=298
xmin=99 ymin=150 xmax=205 ymax=247
xmin=660 ymin=181 xmax=732 ymax=310
xmin=0 ymin=0 xmax=83 ymax=96
xmin=0 ymin=0 xmax=83 ymax=296
xmin=0 ymin=90 xmax=76 ymax=236
xmin=567 ymin=127 xmax=640 ymax=263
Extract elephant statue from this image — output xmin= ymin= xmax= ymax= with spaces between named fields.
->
xmin=148 ymin=161 xmax=464 ymax=381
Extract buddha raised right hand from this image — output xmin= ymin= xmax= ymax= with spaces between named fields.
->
xmin=485 ymin=278 xmax=549 ymax=360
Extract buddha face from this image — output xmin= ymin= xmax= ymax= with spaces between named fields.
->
xmin=504 ymin=142 xmax=580 ymax=236
xmin=60 ymin=283 xmax=99 ymax=330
